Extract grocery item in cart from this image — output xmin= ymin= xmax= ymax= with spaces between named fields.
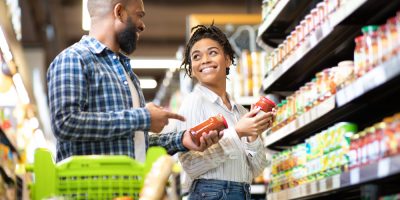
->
xmin=189 ymin=114 xmax=228 ymax=146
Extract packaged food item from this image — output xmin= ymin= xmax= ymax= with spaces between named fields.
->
xmin=189 ymin=114 xmax=228 ymax=146
xmin=254 ymin=96 xmax=276 ymax=113
xmin=362 ymin=25 xmax=379 ymax=69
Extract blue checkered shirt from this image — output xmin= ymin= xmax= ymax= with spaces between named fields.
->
xmin=47 ymin=36 xmax=187 ymax=162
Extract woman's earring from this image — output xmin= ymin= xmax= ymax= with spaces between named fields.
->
xmin=226 ymin=68 xmax=230 ymax=75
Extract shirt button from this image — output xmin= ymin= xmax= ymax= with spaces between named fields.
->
xmin=113 ymin=55 xmax=118 ymax=60
xmin=123 ymin=81 xmax=128 ymax=85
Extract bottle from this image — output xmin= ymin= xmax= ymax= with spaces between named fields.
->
xmin=189 ymin=114 xmax=228 ymax=146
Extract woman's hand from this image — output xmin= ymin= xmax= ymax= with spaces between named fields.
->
xmin=235 ymin=105 xmax=275 ymax=142
xmin=182 ymin=130 xmax=224 ymax=152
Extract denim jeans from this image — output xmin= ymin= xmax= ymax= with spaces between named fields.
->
xmin=188 ymin=179 xmax=251 ymax=200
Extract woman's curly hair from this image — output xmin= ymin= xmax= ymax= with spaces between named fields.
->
xmin=181 ymin=23 xmax=235 ymax=78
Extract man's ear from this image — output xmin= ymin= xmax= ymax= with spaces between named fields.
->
xmin=113 ymin=3 xmax=125 ymax=22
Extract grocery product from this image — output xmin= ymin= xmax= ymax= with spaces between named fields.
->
xmin=189 ymin=114 xmax=228 ymax=146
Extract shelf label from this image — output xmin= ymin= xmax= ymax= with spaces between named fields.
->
xmin=310 ymin=181 xmax=318 ymax=194
xmin=350 ymin=168 xmax=360 ymax=184
xmin=320 ymin=179 xmax=327 ymax=192
xmin=378 ymin=157 xmax=391 ymax=178
xmin=300 ymin=184 xmax=306 ymax=196
xmin=332 ymin=174 xmax=340 ymax=188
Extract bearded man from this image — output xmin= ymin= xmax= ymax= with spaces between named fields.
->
xmin=47 ymin=0 xmax=223 ymax=162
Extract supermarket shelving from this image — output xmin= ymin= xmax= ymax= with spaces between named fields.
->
xmin=258 ymin=0 xmax=400 ymax=198
xmin=263 ymin=53 xmax=400 ymax=149
xmin=260 ymin=0 xmax=400 ymax=93
xmin=267 ymin=154 xmax=400 ymax=200
xmin=257 ymin=0 xmax=315 ymax=47
xmin=0 ymin=128 xmax=18 ymax=156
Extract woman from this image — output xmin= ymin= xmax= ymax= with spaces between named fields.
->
xmin=176 ymin=24 xmax=275 ymax=200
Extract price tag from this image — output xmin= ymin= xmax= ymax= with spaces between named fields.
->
xmin=332 ymin=174 xmax=340 ymax=188
xmin=320 ymin=179 xmax=327 ymax=192
xmin=353 ymin=81 xmax=364 ymax=99
xmin=311 ymin=181 xmax=318 ymax=194
xmin=350 ymin=168 xmax=360 ymax=184
xmin=378 ymin=157 xmax=391 ymax=178
xmin=336 ymin=89 xmax=346 ymax=107
xmin=300 ymin=184 xmax=306 ymax=196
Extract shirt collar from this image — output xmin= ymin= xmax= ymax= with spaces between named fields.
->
xmin=194 ymin=84 xmax=237 ymax=111
xmin=80 ymin=35 xmax=131 ymax=62
xmin=80 ymin=35 xmax=107 ymax=54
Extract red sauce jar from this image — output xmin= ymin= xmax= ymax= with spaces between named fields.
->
xmin=254 ymin=96 xmax=276 ymax=113
xmin=189 ymin=114 xmax=228 ymax=146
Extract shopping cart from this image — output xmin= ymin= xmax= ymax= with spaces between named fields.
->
xmin=26 ymin=147 xmax=167 ymax=200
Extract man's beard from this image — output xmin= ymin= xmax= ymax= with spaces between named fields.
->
xmin=117 ymin=16 xmax=138 ymax=55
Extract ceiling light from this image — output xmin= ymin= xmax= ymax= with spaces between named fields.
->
xmin=82 ymin=0 xmax=90 ymax=31
xmin=139 ymin=78 xmax=157 ymax=89
xmin=130 ymin=59 xmax=181 ymax=69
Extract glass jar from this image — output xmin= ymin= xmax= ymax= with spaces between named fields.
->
xmin=354 ymin=35 xmax=366 ymax=78
xmin=301 ymin=19 xmax=309 ymax=38
xmin=361 ymin=25 xmax=379 ymax=70
xmin=316 ymin=2 xmax=327 ymax=25
xmin=311 ymin=8 xmax=320 ymax=29
xmin=305 ymin=14 xmax=314 ymax=34
xmin=254 ymin=96 xmax=276 ymax=113
xmin=278 ymin=44 xmax=285 ymax=64
xmin=189 ymin=114 xmax=228 ymax=146
xmin=377 ymin=24 xmax=389 ymax=64
xmin=337 ymin=60 xmax=355 ymax=88
xmin=296 ymin=25 xmax=304 ymax=45
xmin=291 ymin=30 xmax=298 ymax=50
xmin=286 ymin=35 xmax=293 ymax=55
xmin=387 ymin=17 xmax=399 ymax=57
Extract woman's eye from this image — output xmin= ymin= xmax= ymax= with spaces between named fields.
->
xmin=210 ymin=51 xmax=218 ymax=55
xmin=192 ymin=55 xmax=200 ymax=60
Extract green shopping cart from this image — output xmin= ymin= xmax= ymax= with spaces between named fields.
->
xmin=26 ymin=147 xmax=166 ymax=200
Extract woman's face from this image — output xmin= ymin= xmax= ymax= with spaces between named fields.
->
xmin=190 ymin=38 xmax=231 ymax=86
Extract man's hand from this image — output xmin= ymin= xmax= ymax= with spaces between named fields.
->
xmin=235 ymin=105 xmax=275 ymax=142
xmin=182 ymin=130 xmax=224 ymax=152
xmin=146 ymin=102 xmax=185 ymax=133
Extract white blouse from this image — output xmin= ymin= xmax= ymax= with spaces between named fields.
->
xmin=175 ymin=84 xmax=267 ymax=192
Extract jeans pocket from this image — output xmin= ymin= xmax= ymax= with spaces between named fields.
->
xmin=190 ymin=191 xmax=223 ymax=200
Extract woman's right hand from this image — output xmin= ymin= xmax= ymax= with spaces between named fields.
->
xmin=235 ymin=107 xmax=274 ymax=142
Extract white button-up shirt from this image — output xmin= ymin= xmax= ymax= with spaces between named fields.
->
xmin=175 ymin=84 xmax=267 ymax=192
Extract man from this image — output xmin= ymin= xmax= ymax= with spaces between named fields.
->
xmin=47 ymin=0 xmax=223 ymax=162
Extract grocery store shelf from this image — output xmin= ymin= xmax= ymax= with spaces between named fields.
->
xmin=336 ymin=54 xmax=400 ymax=107
xmin=0 ymin=166 xmax=14 ymax=187
xmin=263 ymin=53 xmax=400 ymax=149
xmin=267 ymin=155 xmax=400 ymax=200
xmin=257 ymin=0 xmax=314 ymax=46
xmin=263 ymin=96 xmax=335 ymax=148
xmin=0 ymin=128 xmax=19 ymax=156
xmin=262 ymin=0 xmax=400 ymax=93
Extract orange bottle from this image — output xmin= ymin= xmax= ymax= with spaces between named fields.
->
xmin=189 ymin=114 xmax=228 ymax=146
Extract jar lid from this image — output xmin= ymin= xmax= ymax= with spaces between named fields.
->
xmin=217 ymin=113 xmax=229 ymax=128
xmin=261 ymin=96 xmax=277 ymax=107
xmin=354 ymin=35 xmax=364 ymax=43
xmin=338 ymin=60 xmax=354 ymax=67
xmin=387 ymin=17 xmax=397 ymax=24
xmin=361 ymin=25 xmax=378 ymax=33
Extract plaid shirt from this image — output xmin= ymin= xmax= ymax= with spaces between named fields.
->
xmin=47 ymin=36 xmax=186 ymax=162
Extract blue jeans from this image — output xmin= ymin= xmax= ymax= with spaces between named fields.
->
xmin=188 ymin=179 xmax=251 ymax=200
